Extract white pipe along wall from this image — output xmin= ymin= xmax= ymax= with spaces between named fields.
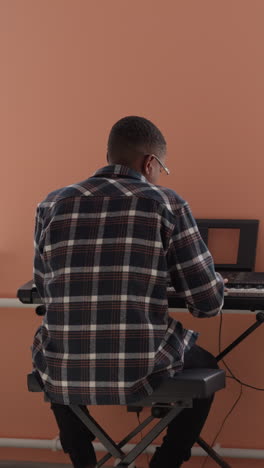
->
xmin=0 ymin=438 xmax=264 ymax=460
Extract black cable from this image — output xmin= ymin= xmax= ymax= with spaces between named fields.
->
xmin=222 ymin=358 xmax=264 ymax=391
xmin=218 ymin=310 xmax=264 ymax=391
xmin=201 ymin=307 xmax=263 ymax=468
xmin=200 ymin=381 xmax=243 ymax=468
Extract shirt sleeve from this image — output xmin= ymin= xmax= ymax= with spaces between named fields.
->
xmin=33 ymin=206 xmax=45 ymax=299
xmin=166 ymin=202 xmax=224 ymax=317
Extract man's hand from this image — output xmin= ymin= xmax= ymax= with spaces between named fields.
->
xmin=217 ymin=274 xmax=229 ymax=293
xmin=223 ymin=278 xmax=229 ymax=293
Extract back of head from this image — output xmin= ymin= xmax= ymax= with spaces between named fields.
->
xmin=107 ymin=116 xmax=166 ymax=165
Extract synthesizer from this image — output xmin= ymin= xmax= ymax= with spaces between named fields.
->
xmin=18 ymin=280 xmax=264 ymax=312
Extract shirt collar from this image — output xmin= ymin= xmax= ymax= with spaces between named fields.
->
xmin=93 ymin=165 xmax=147 ymax=183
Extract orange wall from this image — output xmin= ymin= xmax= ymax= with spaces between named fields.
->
xmin=1 ymin=1 xmax=264 ymax=466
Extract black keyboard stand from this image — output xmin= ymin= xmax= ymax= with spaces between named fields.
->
xmin=196 ymin=311 xmax=264 ymax=465
xmin=216 ymin=311 xmax=264 ymax=362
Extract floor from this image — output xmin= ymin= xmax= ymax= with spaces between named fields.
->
xmin=0 ymin=464 xmax=119 ymax=468
xmin=0 ymin=463 xmax=123 ymax=468
xmin=0 ymin=463 xmax=116 ymax=468
xmin=0 ymin=464 xmax=71 ymax=468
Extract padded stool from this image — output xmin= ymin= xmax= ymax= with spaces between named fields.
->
xmin=28 ymin=368 xmax=230 ymax=467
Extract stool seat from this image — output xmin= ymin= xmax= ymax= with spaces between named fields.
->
xmin=28 ymin=368 xmax=225 ymax=402
xmin=129 ymin=368 xmax=225 ymax=406
xmin=27 ymin=368 xmax=229 ymax=468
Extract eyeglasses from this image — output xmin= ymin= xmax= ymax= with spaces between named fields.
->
xmin=151 ymin=154 xmax=170 ymax=175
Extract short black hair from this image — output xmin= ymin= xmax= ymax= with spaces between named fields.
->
xmin=107 ymin=116 xmax=166 ymax=162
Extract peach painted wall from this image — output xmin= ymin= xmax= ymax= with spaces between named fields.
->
xmin=1 ymin=1 xmax=264 ymax=466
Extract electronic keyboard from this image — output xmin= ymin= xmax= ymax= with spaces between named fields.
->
xmin=18 ymin=280 xmax=264 ymax=312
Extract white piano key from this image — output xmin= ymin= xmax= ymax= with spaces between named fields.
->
xmin=225 ymin=287 xmax=264 ymax=296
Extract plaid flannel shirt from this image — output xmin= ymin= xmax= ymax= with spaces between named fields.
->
xmin=33 ymin=164 xmax=224 ymax=405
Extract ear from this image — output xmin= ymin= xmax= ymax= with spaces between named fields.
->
xmin=142 ymin=154 xmax=154 ymax=176
xmin=106 ymin=152 xmax=109 ymax=163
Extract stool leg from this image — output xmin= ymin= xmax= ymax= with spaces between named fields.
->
xmin=69 ymin=405 xmax=124 ymax=460
xmin=115 ymin=405 xmax=184 ymax=467
xmin=96 ymin=415 xmax=154 ymax=467
xmin=197 ymin=436 xmax=231 ymax=468
xmin=114 ymin=461 xmax=136 ymax=467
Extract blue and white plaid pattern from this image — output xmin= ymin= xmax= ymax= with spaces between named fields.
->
xmin=33 ymin=165 xmax=224 ymax=405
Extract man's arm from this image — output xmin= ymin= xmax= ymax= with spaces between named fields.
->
xmin=33 ymin=206 xmax=45 ymax=299
xmin=166 ymin=203 xmax=224 ymax=317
